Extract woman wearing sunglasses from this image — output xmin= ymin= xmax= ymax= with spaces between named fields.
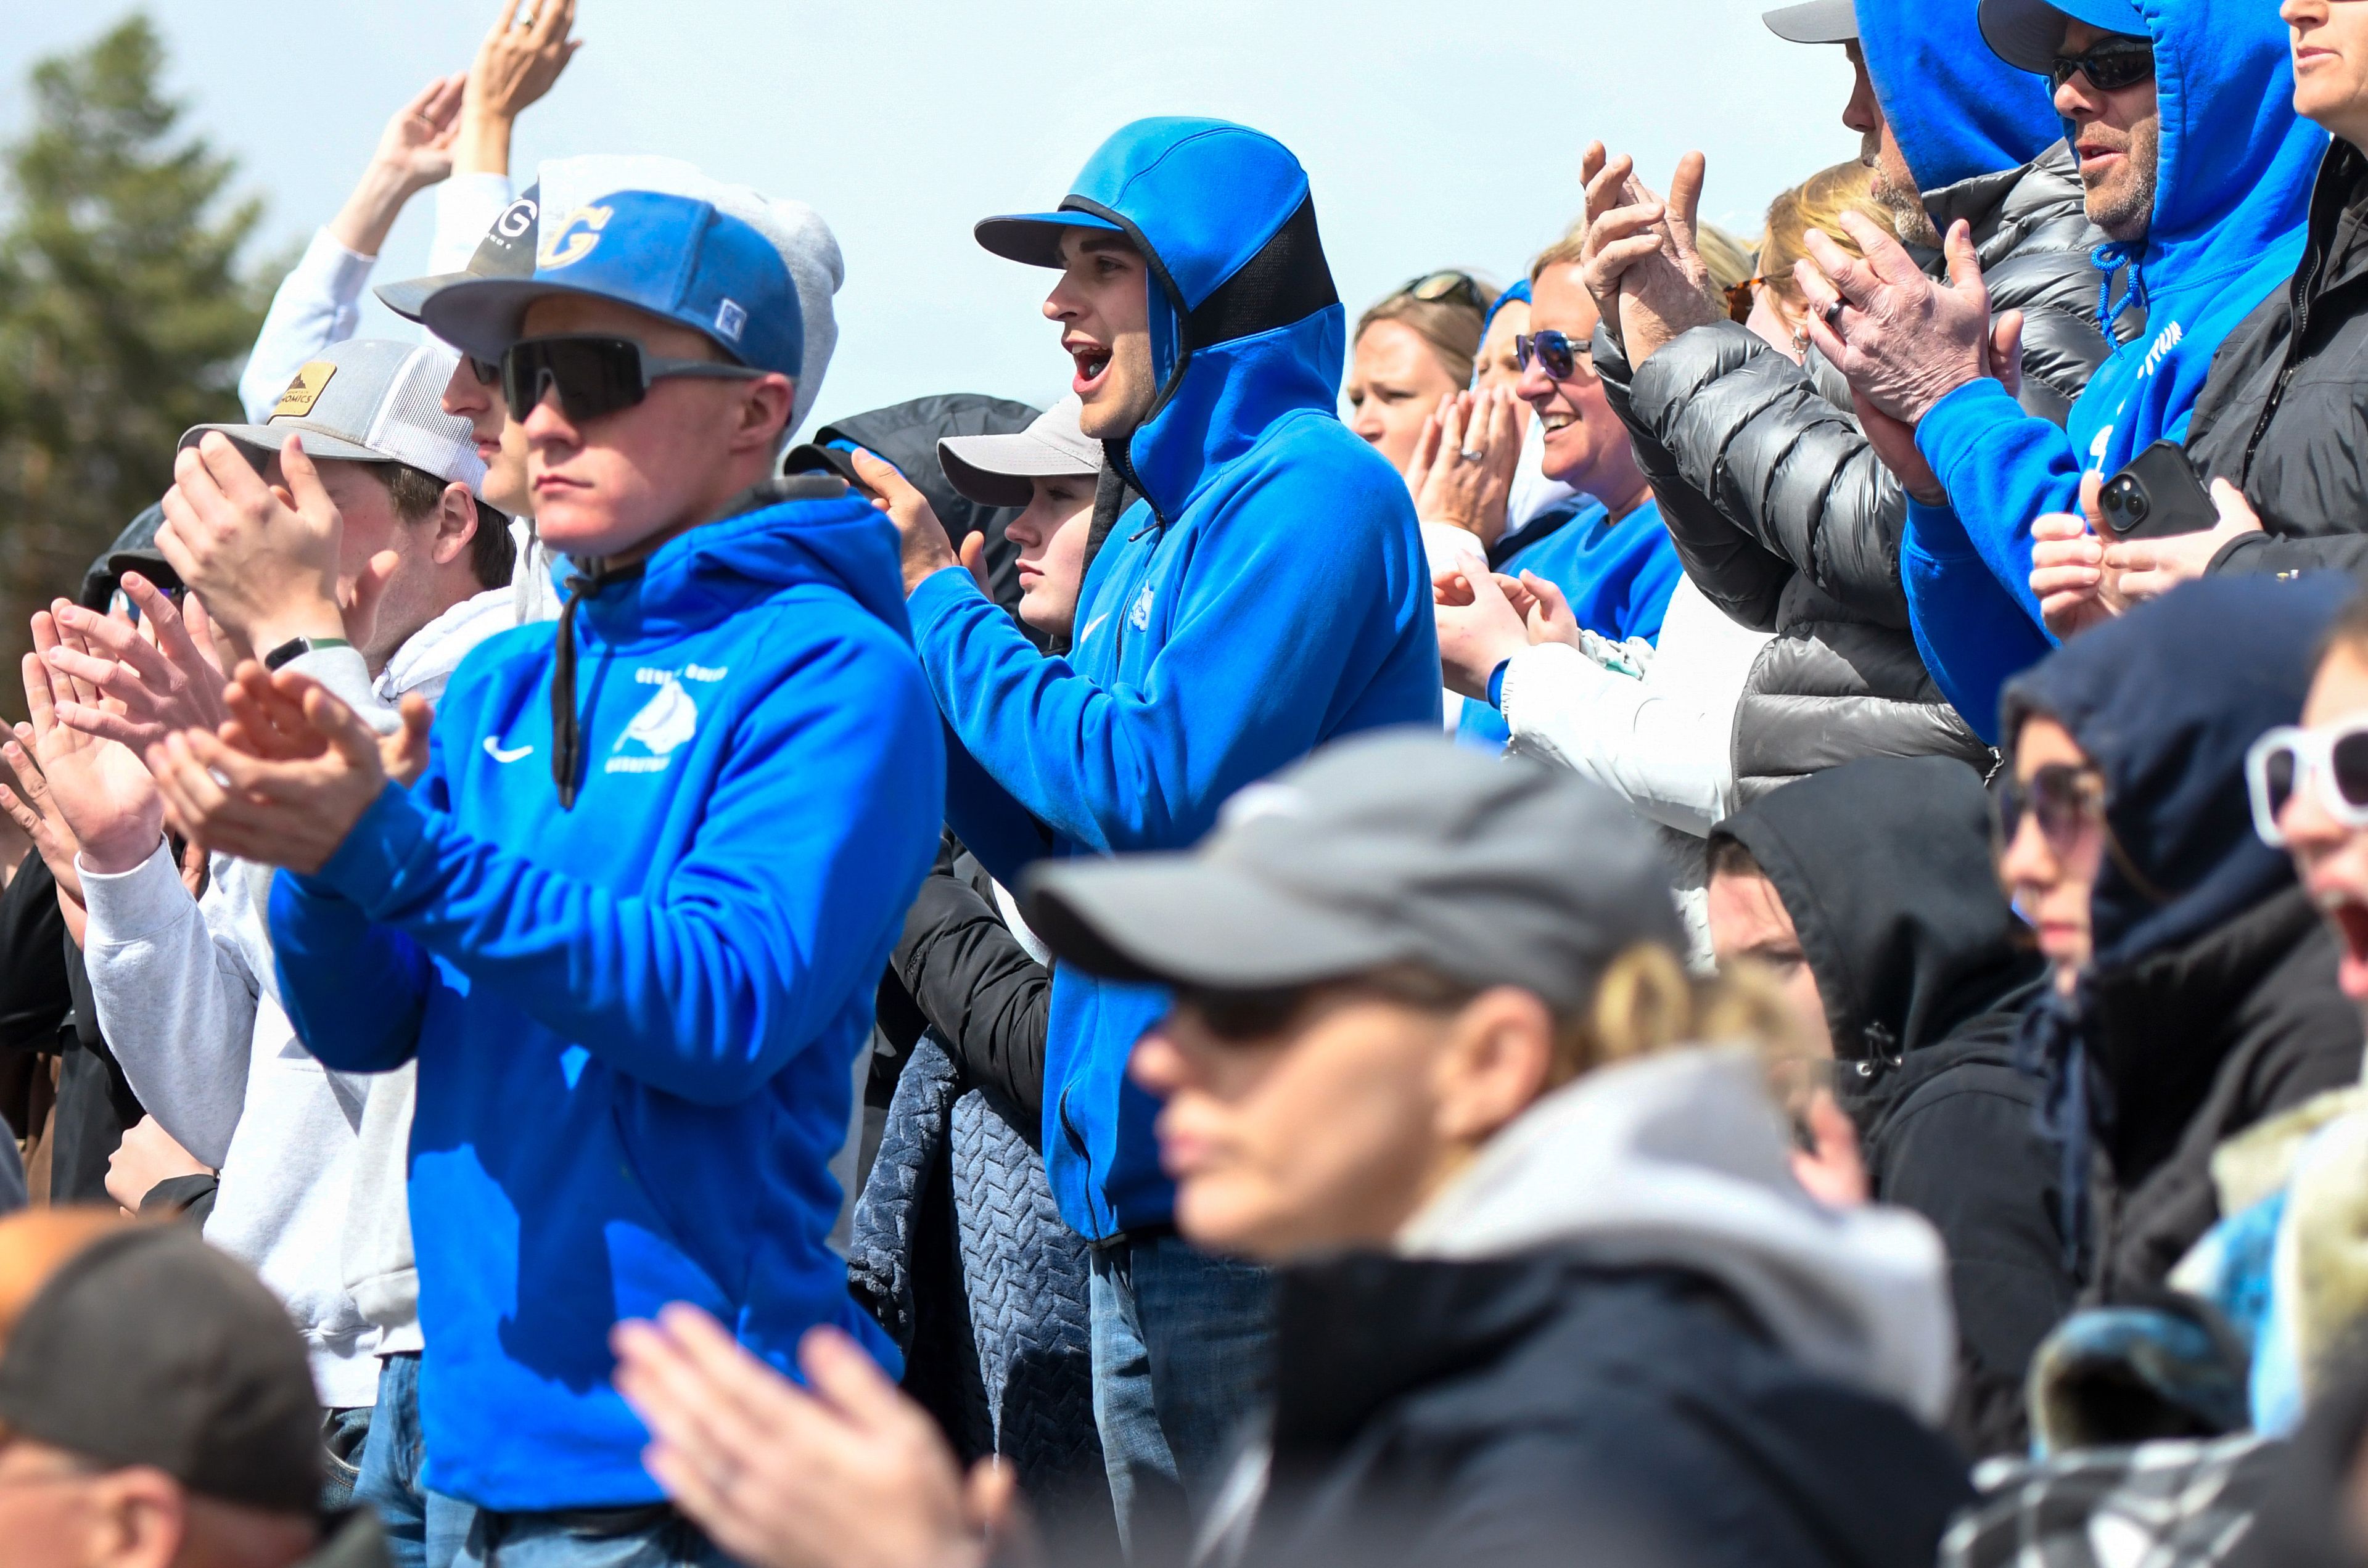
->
xmin=1996 ymin=575 xmax=2362 ymax=1302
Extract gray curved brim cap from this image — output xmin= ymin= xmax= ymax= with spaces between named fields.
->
xmin=1979 ymin=0 xmax=2149 ymax=73
xmin=1762 ymin=0 xmax=1858 ymax=43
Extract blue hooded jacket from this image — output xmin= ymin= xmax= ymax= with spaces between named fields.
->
xmin=268 ymin=484 xmax=945 ymax=1510
xmin=1997 ymin=572 xmax=2348 ymax=1261
xmin=1901 ymin=0 xmax=2324 ymax=740
xmin=1859 ymin=0 xmax=2066 ymax=193
xmin=909 ymin=118 xmax=1441 ymax=1241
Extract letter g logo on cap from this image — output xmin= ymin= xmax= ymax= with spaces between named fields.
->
xmin=538 ymin=205 xmax=613 ymax=270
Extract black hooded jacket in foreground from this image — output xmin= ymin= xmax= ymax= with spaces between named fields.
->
xmin=2000 ymin=576 xmax=2366 ymax=1300
xmin=1716 ymin=755 xmax=2068 ymax=1458
xmin=1226 ymin=1254 xmax=1970 ymax=1568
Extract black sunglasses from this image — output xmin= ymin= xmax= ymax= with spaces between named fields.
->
xmin=500 ymin=335 xmax=766 ymax=423
xmin=2050 ymin=35 xmax=2155 ymax=94
xmin=1515 ymin=329 xmax=1592 ymax=382
xmin=1991 ymin=763 xmax=2106 ymax=853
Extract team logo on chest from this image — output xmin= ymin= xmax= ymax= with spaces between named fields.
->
xmin=606 ymin=664 xmax=726 ymax=775
xmin=1129 ymin=583 xmax=1156 ymax=632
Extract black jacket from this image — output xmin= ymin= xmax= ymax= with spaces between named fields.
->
xmin=889 ymin=834 xmax=1048 ymax=1123
xmin=1597 ymin=144 xmax=2116 ymax=799
xmin=0 ymin=851 xmax=141 ymax=1202
xmin=1716 ymin=756 xmax=2073 ymax=1458
xmin=2000 ymin=573 xmax=2366 ymax=1299
xmin=2192 ymin=141 xmax=2368 ymax=581
xmin=1233 ymin=1253 xmax=1971 ymax=1568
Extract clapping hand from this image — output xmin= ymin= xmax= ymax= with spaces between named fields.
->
xmin=1796 ymin=215 xmax=1996 ymax=427
xmin=40 ymin=576 xmax=229 ymax=755
xmin=147 ymin=667 xmax=389 ymax=876
xmin=1579 ymin=143 xmax=1722 ymax=364
xmin=1407 ymin=388 xmax=1521 ymax=547
xmin=17 ymin=609 xmax=162 ymax=880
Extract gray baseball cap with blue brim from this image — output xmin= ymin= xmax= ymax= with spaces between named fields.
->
xmin=1021 ymin=733 xmax=1685 ymax=1012
xmin=1980 ymin=0 xmax=2150 ymax=74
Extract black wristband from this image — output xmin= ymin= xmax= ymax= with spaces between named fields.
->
xmin=261 ymin=635 xmax=352 ymax=671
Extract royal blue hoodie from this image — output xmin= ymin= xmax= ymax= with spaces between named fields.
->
xmin=1899 ymin=0 xmax=2324 ymax=739
xmin=909 ymin=118 xmax=1441 ymax=1241
xmin=268 ymin=483 xmax=944 ymax=1509
xmin=1859 ymin=0 xmax=2065 ymax=193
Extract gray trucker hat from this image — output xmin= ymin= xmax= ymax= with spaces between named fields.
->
xmin=938 ymin=394 xmax=1104 ymax=509
xmin=180 ymin=337 xmax=484 ymax=490
xmin=1762 ymin=0 xmax=1858 ymax=43
xmin=1022 ymin=734 xmax=1685 ymax=1010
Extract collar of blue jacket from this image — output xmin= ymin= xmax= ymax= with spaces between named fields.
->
xmin=973 ymin=117 xmax=1346 ymax=525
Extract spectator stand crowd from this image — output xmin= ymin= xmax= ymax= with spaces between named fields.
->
xmin=18 ymin=1 xmax=2368 ymax=1567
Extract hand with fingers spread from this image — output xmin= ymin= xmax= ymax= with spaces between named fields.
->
xmin=2028 ymin=472 xmax=2122 ymax=639
xmin=459 ymin=0 xmax=583 ymax=175
xmin=1579 ymin=144 xmax=1721 ymax=363
xmin=613 ymin=1308 xmax=1009 ymax=1568
xmin=2102 ymin=479 xmax=2265 ymax=605
xmin=0 ymin=729 xmax=86 ymax=910
xmin=329 ymin=74 xmax=468 ymax=257
xmin=850 ymin=449 xmax=963 ymax=596
xmin=158 ymin=433 xmax=363 ymax=658
xmin=40 ymin=578 xmax=229 ymax=755
xmin=1412 ymin=388 xmax=1521 ymax=546
xmin=147 ymin=668 xmax=387 ymax=876
xmin=19 ymin=610 xmax=163 ymax=878
xmin=1797 ymin=214 xmax=1996 ymax=427
xmin=1433 ymin=568 xmax=1536 ymax=700
xmin=1400 ymin=394 xmax=1451 ymax=500
xmin=219 ymin=662 xmax=438 ymax=789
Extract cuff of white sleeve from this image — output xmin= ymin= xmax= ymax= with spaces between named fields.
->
xmin=78 ymin=835 xmax=187 ymax=948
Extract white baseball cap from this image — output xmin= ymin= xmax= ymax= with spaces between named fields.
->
xmin=937 ymin=395 xmax=1104 ymax=509
xmin=181 ymin=338 xmax=484 ymax=492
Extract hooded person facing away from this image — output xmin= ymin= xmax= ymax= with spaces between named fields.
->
xmin=1815 ymin=0 xmax=2327 ymax=737
xmin=1709 ymin=755 xmax=2073 ymax=1458
xmin=853 ymin=117 xmax=1441 ymax=1540
xmin=1585 ymin=0 xmax=2110 ymax=802
xmin=2002 ymin=575 xmax=2366 ymax=1302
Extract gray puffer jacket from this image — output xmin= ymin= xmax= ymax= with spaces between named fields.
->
xmin=1598 ymin=142 xmax=2124 ymax=802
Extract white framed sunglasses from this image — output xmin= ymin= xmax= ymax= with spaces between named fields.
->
xmin=2245 ymin=718 xmax=2368 ymax=847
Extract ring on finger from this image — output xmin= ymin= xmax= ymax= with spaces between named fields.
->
xmin=1457 ymin=447 xmax=1486 ymax=464
xmin=1822 ymin=300 xmax=1846 ymax=330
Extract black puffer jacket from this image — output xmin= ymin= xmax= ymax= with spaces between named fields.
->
xmin=2190 ymin=141 xmax=2368 ymax=581
xmin=1715 ymin=757 xmax=2071 ymax=1459
xmin=1598 ymin=143 xmax=2119 ymax=800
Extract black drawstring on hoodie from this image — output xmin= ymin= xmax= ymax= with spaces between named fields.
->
xmin=551 ymin=559 xmax=645 ymax=810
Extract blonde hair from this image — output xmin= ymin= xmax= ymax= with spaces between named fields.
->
xmin=1354 ymin=274 xmax=1501 ymax=391
xmin=1527 ymin=221 xmax=1754 ymax=295
xmin=1758 ymin=160 xmax=1898 ymax=309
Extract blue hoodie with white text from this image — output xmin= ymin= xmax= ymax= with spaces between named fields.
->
xmin=1900 ymin=0 xmax=2324 ymax=739
xmin=907 ymin=118 xmax=1442 ymax=1242
xmin=268 ymin=483 xmax=944 ymax=1510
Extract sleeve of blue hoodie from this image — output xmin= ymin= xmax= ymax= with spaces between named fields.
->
xmin=905 ymin=460 xmax=1433 ymax=864
xmin=267 ymin=631 xmax=945 ymax=1106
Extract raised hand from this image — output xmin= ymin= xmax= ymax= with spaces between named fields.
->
xmin=1579 ymin=144 xmax=1721 ymax=364
xmin=157 ymin=434 xmax=350 ymax=657
xmin=19 ymin=610 xmax=162 ymax=878
xmin=148 ymin=668 xmax=388 ymax=876
xmin=1412 ymin=388 xmax=1521 ymax=546
xmin=1798 ymin=215 xmax=1993 ymax=426
xmin=470 ymin=0 xmax=583 ymax=123
xmin=41 ymin=578 xmax=229 ymax=755
xmin=329 ymin=74 xmax=467 ymax=257
xmin=849 ymin=448 xmax=963 ymax=596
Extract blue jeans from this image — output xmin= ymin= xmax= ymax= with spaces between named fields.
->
xmin=451 ymin=1506 xmax=733 ymax=1568
xmin=353 ymin=1353 xmax=477 ymax=1568
xmin=323 ymin=1404 xmax=374 ymax=1513
xmin=1088 ymin=1232 xmax=1273 ymax=1557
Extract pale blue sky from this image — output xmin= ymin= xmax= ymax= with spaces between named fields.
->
xmin=0 ymin=0 xmax=1860 ymax=433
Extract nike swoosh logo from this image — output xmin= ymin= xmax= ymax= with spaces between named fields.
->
xmin=1080 ymin=611 xmax=1111 ymax=643
xmin=483 ymin=738 xmax=535 ymax=764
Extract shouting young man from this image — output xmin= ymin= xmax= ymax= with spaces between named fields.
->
xmin=150 ymin=188 xmax=942 ymax=1568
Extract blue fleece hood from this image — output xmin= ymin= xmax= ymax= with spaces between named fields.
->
xmin=976 ymin=117 xmax=1346 ymax=523
xmin=1859 ymin=0 xmax=2063 ymax=192
xmin=2000 ymin=575 xmax=2346 ymax=967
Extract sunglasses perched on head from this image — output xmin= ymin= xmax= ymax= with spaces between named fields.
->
xmin=1514 ymin=329 xmax=1593 ymax=382
xmin=499 ymin=335 xmax=766 ymax=423
xmin=2049 ymin=35 xmax=2155 ymax=94
xmin=1394 ymin=270 xmax=1489 ymax=313
xmin=1991 ymin=763 xmax=2108 ymax=853
xmin=2247 ymin=720 xmax=2368 ymax=847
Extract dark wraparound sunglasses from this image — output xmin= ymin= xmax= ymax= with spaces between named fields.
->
xmin=2050 ymin=36 xmax=2155 ymax=94
xmin=500 ymin=335 xmax=765 ymax=422
xmin=1515 ymin=329 xmax=1594 ymax=382
xmin=1991 ymin=763 xmax=2106 ymax=855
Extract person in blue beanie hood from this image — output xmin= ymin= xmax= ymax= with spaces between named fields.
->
xmin=149 ymin=189 xmax=944 ymax=1564
xmin=1798 ymin=0 xmax=2327 ymax=741
xmin=852 ymin=116 xmax=1440 ymax=1543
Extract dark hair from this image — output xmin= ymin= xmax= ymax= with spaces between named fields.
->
xmin=377 ymin=463 xmax=516 ymax=591
xmin=1706 ymin=835 xmax=1763 ymax=883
